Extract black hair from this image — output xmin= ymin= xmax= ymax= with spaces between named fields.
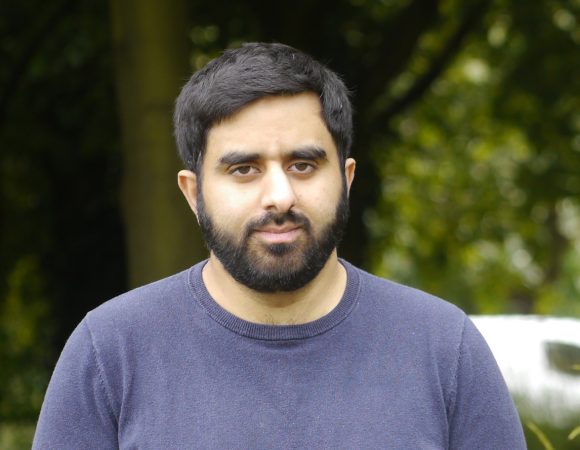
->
xmin=174 ymin=42 xmax=352 ymax=173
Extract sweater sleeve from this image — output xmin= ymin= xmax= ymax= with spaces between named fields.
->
xmin=447 ymin=316 xmax=526 ymax=449
xmin=32 ymin=319 xmax=118 ymax=450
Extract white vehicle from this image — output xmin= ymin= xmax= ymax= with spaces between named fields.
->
xmin=471 ymin=315 xmax=580 ymax=428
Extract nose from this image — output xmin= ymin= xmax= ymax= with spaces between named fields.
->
xmin=260 ymin=167 xmax=297 ymax=212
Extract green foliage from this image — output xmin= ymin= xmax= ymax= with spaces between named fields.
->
xmin=527 ymin=421 xmax=556 ymax=450
xmin=0 ymin=257 xmax=51 ymax=421
xmin=0 ymin=0 xmax=125 ymax=431
xmin=0 ymin=423 xmax=35 ymax=450
xmin=524 ymin=420 xmax=580 ymax=450
xmin=367 ymin=0 xmax=580 ymax=315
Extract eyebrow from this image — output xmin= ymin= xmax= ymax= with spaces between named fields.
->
xmin=217 ymin=146 xmax=328 ymax=167
xmin=218 ymin=151 xmax=261 ymax=166
xmin=290 ymin=146 xmax=328 ymax=161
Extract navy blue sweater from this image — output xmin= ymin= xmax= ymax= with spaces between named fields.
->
xmin=33 ymin=260 xmax=525 ymax=449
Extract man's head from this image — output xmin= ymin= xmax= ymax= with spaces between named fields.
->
xmin=175 ymin=44 xmax=355 ymax=293
xmin=174 ymin=42 xmax=353 ymax=173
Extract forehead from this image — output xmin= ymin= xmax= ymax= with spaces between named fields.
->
xmin=204 ymin=93 xmax=338 ymax=163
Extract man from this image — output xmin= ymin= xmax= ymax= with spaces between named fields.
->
xmin=33 ymin=43 xmax=526 ymax=449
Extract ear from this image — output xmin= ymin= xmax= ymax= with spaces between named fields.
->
xmin=177 ymin=170 xmax=199 ymax=219
xmin=344 ymin=158 xmax=356 ymax=196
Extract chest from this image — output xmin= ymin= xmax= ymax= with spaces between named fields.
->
xmin=116 ymin=339 xmax=450 ymax=449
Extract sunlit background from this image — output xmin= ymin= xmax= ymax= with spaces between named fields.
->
xmin=1 ymin=0 xmax=578 ymax=448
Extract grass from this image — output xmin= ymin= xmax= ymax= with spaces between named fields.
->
xmin=524 ymin=421 xmax=580 ymax=450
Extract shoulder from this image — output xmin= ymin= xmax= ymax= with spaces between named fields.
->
xmin=345 ymin=261 xmax=465 ymax=324
xmin=64 ymin=265 xmax=204 ymax=410
xmin=84 ymin=265 xmax=196 ymax=333
xmin=75 ymin=264 xmax=208 ymax=366
xmin=343 ymin=261 xmax=472 ymax=373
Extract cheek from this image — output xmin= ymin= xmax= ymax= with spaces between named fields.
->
xmin=202 ymin=185 xmax=255 ymax=229
xmin=300 ymin=183 xmax=342 ymax=223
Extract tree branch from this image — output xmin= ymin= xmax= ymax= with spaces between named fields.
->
xmin=356 ymin=0 xmax=441 ymax=108
xmin=372 ymin=0 xmax=490 ymax=128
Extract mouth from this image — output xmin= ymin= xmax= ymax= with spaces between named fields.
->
xmin=253 ymin=225 xmax=302 ymax=244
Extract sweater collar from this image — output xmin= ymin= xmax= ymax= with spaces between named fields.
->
xmin=188 ymin=259 xmax=360 ymax=341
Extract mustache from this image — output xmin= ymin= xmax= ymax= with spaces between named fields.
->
xmin=246 ymin=210 xmax=311 ymax=233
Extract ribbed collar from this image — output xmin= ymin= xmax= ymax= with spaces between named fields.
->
xmin=187 ymin=259 xmax=360 ymax=341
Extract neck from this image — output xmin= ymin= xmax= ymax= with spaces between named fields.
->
xmin=202 ymin=252 xmax=347 ymax=325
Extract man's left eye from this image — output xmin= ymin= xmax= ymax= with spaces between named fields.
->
xmin=289 ymin=162 xmax=314 ymax=173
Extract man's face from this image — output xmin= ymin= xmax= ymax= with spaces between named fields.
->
xmin=193 ymin=93 xmax=355 ymax=292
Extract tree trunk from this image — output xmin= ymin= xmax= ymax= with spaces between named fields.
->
xmin=109 ymin=0 xmax=205 ymax=287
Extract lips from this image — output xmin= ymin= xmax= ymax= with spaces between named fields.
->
xmin=253 ymin=225 xmax=302 ymax=244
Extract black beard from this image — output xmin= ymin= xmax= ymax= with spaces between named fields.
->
xmin=196 ymin=182 xmax=349 ymax=293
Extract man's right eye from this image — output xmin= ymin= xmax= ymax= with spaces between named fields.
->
xmin=230 ymin=166 xmax=259 ymax=176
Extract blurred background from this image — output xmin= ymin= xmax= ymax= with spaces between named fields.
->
xmin=1 ymin=0 xmax=578 ymax=448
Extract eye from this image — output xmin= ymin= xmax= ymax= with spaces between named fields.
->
xmin=289 ymin=162 xmax=315 ymax=174
xmin=230 ymin=165 xmax=259 ymax=176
